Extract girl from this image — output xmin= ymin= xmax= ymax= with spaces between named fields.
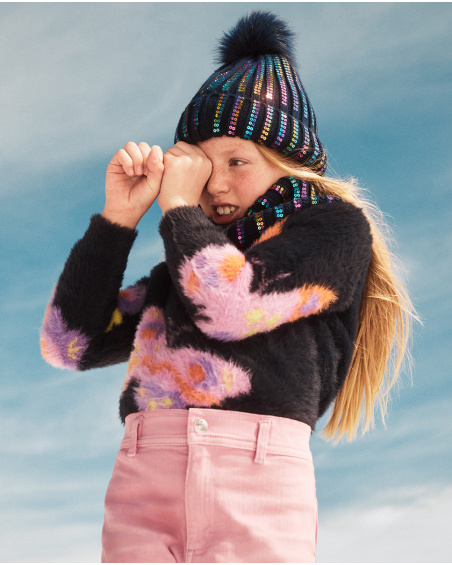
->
xmin=41 ymin=11 xmax=414 ymax=563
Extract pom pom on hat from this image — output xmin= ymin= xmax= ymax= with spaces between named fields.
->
xmin=217 ymin=11 xmax=296 ymax=68
xmin=175 ymin=11 xmax=327 ymax=174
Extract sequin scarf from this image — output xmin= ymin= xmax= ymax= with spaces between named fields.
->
xmin=224 ymin=176 xmax=341 ymax=250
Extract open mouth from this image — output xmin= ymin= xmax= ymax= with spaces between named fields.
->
xmin=211 ymin=205 xmax=240 ymax=225
xmin=215 ymin=205 xmax=237 ymax=216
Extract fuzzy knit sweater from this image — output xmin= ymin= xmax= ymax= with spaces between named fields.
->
xmin=41 ymin=191 xmax=372 ymax=430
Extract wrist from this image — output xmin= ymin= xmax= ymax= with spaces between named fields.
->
xmin=101 ymin=209 xmax=139 ymax=230
xmin=159 ymin=197 xmax=195 ymax=216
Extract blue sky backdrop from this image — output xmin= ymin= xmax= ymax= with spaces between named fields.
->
xmin=1 ymin=2 xmax=451 ymax=562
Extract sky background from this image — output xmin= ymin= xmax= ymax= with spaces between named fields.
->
xmin=0 ymin=2 xmax=451 ymax=562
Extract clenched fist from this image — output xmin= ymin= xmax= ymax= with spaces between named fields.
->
xmin=102 ymin=142 xmax=164 ymax=229
xmin=158 ymin=141 xmax=212 ymax=215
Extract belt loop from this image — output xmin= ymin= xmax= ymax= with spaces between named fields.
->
xmin=127 ymin=415 xmax=144 ymax=458
xmin=254 ymin=420 xmax=271 ymax=465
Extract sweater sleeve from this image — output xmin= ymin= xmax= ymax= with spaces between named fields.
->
xmin=40 ymin=214 xmax=171 ymax=370
xmin=159 ymin=202 xmax=372 ymax=341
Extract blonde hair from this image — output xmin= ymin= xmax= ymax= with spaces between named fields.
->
xmin=256 ymin=144 xmax=417 ymax=442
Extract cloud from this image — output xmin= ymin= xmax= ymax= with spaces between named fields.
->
xmin=272 ymin=3 xmax=452 ymax=137
xmin=1 ymin=516 xmax=102 ymax=562
xmin=0 ymin=5 xmax=178 ymax=171
xmin=0 ymin=468 xmax=105 ymax=561
xmin=1 ymin=366 xmax=124 ymax=458
xmin=2 ymin=2 xmax=450 ymax=180
xmin=316 ymin=484 xmax=452 ymax=562
xmin=395 ymin=192 xmax=452 ymax=321
xmin=310 ymin=389 xmax=452 ymax=519
xmin=0 ymin=367 xmax=122 ymax=561
xmin=0 ymin=4 xmax=206 ymax=175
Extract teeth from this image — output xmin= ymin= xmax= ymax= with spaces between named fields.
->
xmin=216 ymin=206 xmax=236 ymax=216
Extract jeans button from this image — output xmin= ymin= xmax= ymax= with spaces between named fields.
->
xmin=195 ymin=418 xmax=208 ymax=433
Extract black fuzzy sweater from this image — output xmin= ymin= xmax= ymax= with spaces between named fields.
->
xmin=41 ymin=201 xmax=372 ymax=430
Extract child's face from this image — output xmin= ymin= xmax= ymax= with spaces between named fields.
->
xmin=197 ymin=136 xmax=282 ymax=226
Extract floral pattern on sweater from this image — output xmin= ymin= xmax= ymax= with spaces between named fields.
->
xmin=179 ymin=243 xmax=337 ymax=341
xmin=123 ymin=306 xmax=251 ymax=410
xmin=40 ymin=196 xmax=372 ymax=428
xmin=40 ymin=290 xmax=89 ymax=369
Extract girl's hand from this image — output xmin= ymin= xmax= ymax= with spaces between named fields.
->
xmin=102 ymin=142 xmax=164 ymax=229
xmin=158 ymin=141 xmax=212 ymax=215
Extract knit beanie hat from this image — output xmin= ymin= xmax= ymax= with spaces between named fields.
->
xmin=175 ymin=11 xmax=327 ymax=174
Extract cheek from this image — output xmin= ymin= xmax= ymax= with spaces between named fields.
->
xmin=239 ymin=177 xmax=270 ymax=206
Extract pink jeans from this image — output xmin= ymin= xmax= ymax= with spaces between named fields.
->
xmin=101 ymin=408 xmax=317 ymax=563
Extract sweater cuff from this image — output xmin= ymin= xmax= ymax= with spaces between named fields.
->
xmin=159 ymin=206 xmax=226 ymax=263
xmin=88 ymin=213 xmax=138 ymax=251
xmin=159 ymin=205 xmax=211 ymax=239
xmin=52 ymin=213 xmax=139 ymax=331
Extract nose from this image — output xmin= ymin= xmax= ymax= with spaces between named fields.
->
xmin=205 ymin=168 xmax=229 ymax=197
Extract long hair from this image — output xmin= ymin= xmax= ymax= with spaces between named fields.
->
xmin=256 ymin=144 xmax=417 ymax=442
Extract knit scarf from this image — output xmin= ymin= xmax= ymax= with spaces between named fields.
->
xmin=224 ymin=176 xmax=341 ymax=250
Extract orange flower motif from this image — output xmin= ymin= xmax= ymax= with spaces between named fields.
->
xmin=290 ymin=284 xmax=337 ymax=321
xmin=40 ymin=337 xmax=50 ymax=361
xmin=127 ymin=356 xmax=140 ymax=372
xmin=219 ymin=254 xmax=246 ymax=281
xmin=186 ymin=269 xmax=200 ymax=295
xmin=141 ymin=328 xmax=158 ymax=340
xmin=174 ymin=373 xmax=219 ymax=406
xmin=251 ymin=218 xmax=288 ymax=246
xmin=188 ymin=363 xmax=207 ymax=383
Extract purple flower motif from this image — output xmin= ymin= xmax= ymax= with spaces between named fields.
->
xmin=188 ymin=355 xmax=219 ymax=391
xmin=138 ymin=307 xmax=166 ymax=338
xmin=141 ymin=318 xmax=165 ymax=339
xmin=194 ymin=255 xmax=208 ymax=270
xmin=41 ymin=305 xmax=89 ymax=369
xmin=204 ymin=269 xmax=220 ymax=288
xmin=299 ymin=292 xmax=320 ymax=315
xmin=118 ymin=284 xmax=146 ymax=315
xmin=134 ymin=379 xmax=185 ymax=411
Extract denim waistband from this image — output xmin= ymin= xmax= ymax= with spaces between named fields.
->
xmin=121 ymin=408 xmax=312 ymax=464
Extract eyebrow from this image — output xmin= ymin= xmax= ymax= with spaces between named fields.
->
xmin=221 ymin=146 xmax=253 ymax=157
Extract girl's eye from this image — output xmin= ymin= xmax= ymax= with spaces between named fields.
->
xmin=230 ymin=159 xmax=246 ymax=166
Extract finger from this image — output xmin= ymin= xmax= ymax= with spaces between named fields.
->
xmin=164 ymin=145 xmax=210 ymax=167
xmin=137 ymin=142 xmax=151 ymax=174
xmin=123 ymin=142 xmax=145 ymax=176
xmin=164 ymin=145 xmax=186 ymax=158
xmin=145 ymin=145 xmax=164 ymax=183
xmin=146 ymin=145 xmax=163 ymax=168
xmin=115 ymin=148 xmax=135 ymax=177
xmin=165 ymin=141 xmax=203 ymax=157
xmin=176 ymin=140 xmax=212 ymax=159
